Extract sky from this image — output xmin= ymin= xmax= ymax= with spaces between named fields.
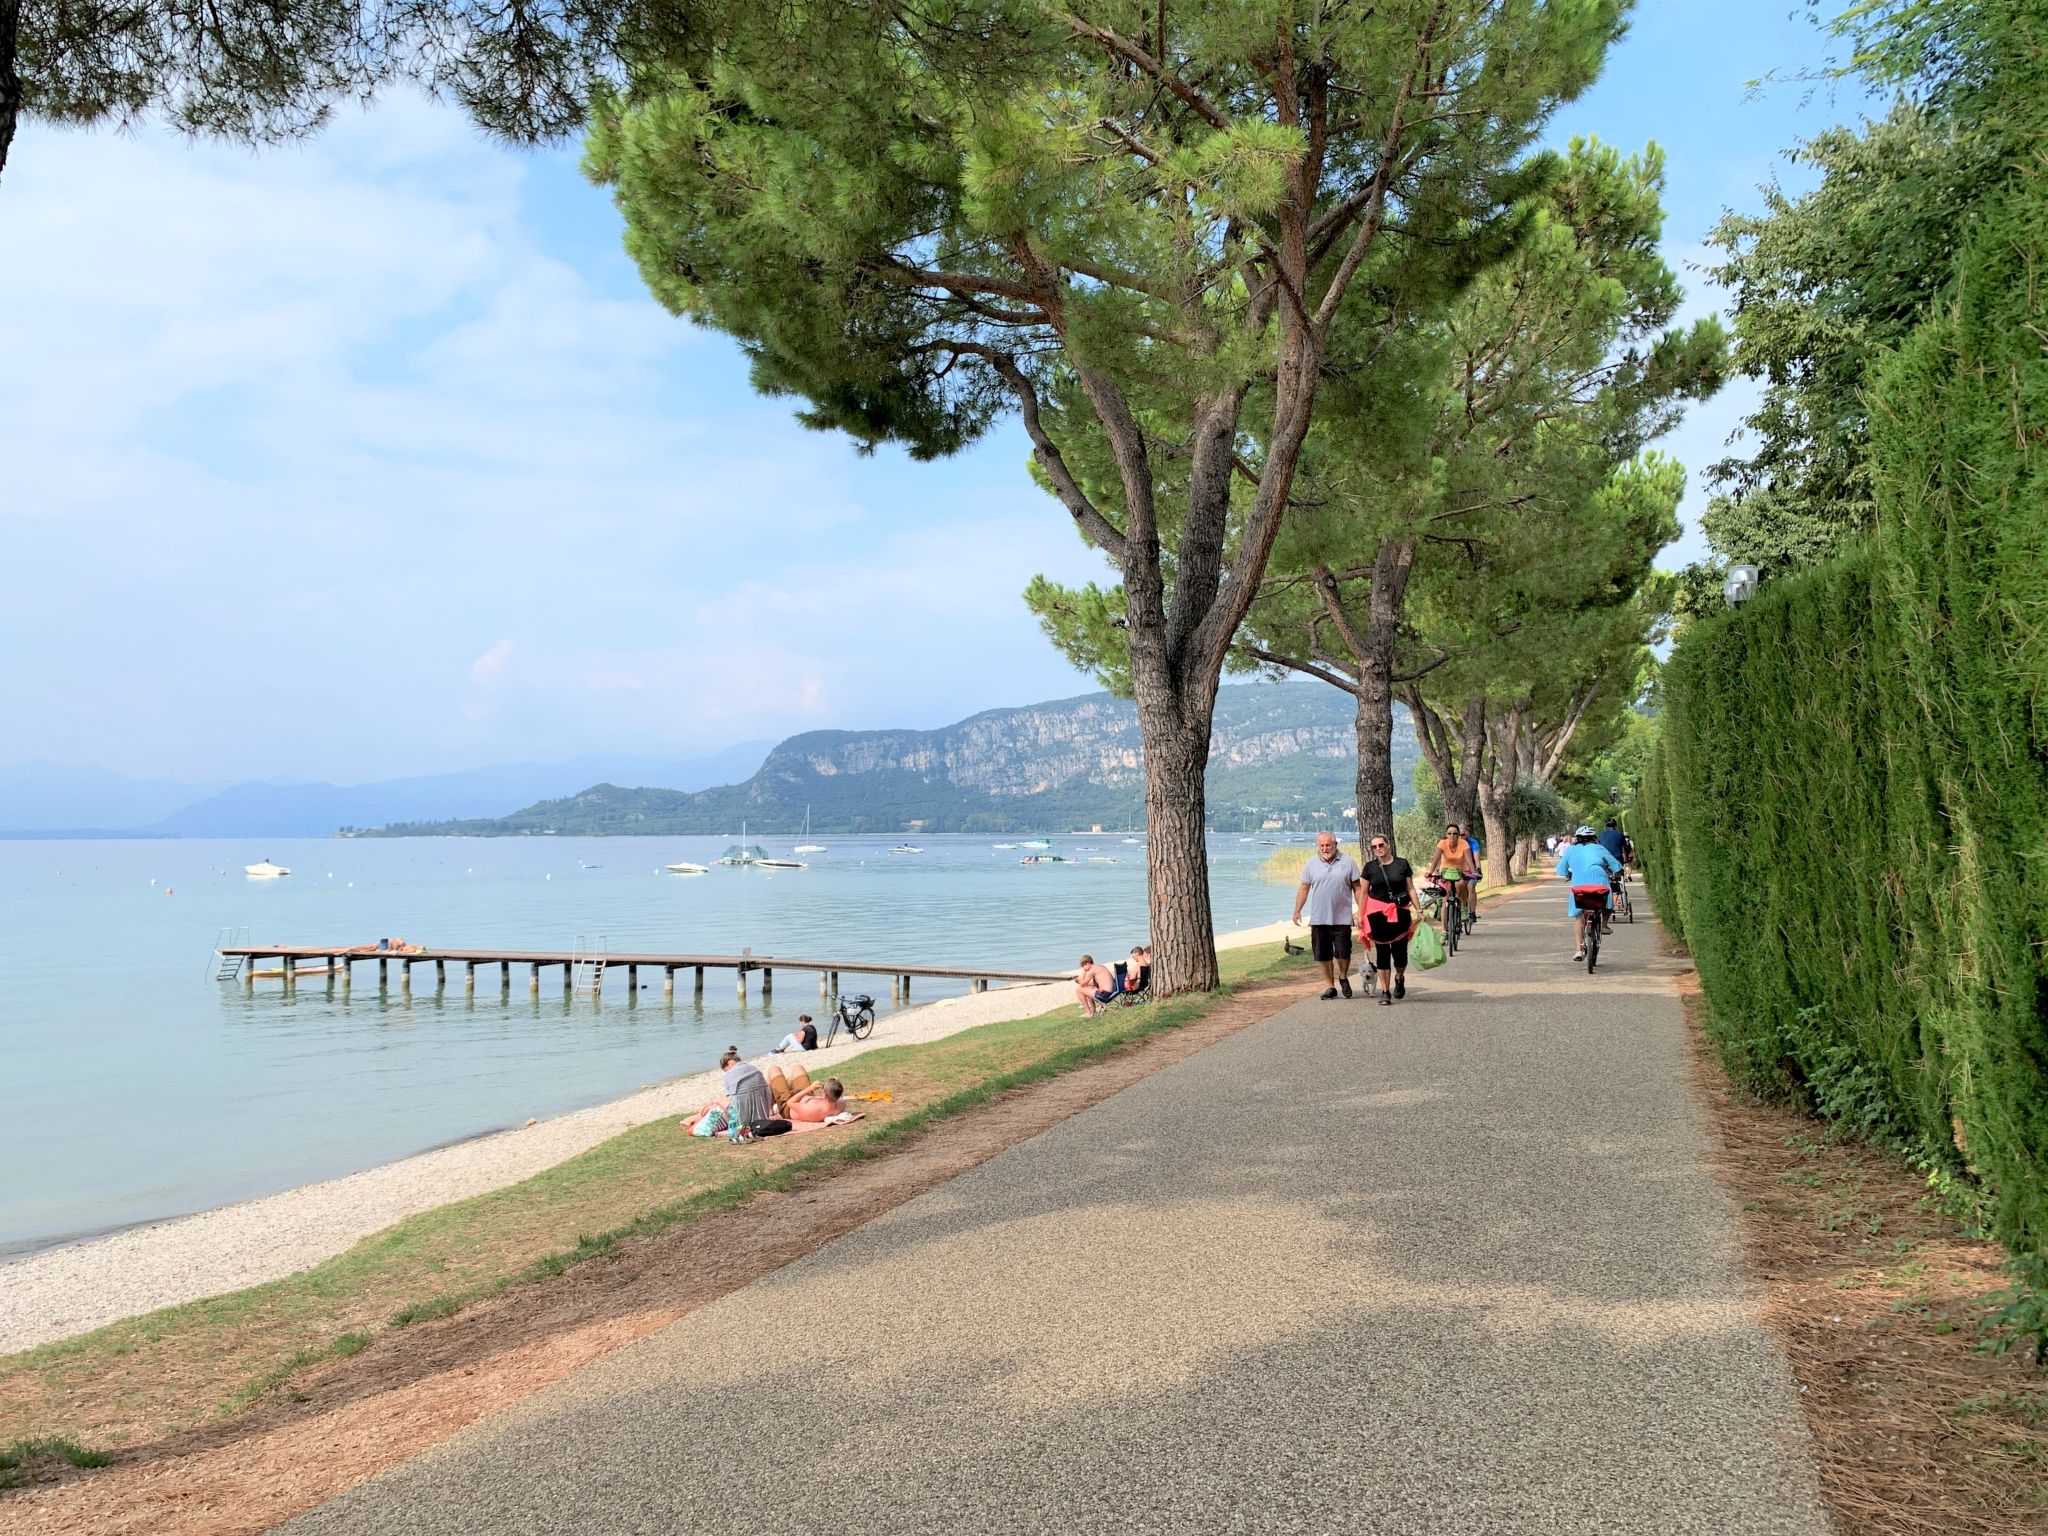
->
xmin=0 ymin=1 xmax=1880 ymax=785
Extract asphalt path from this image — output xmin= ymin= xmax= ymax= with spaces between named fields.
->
xmin=285 ymin=880 xmax=1830 ymax=1535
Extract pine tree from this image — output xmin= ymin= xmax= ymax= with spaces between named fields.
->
xmin=588 ymin=0 xmax=1627 ymax=990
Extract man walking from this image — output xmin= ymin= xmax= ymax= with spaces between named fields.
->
xmin=1292 ymin=831 xmax=1364 ymax=1000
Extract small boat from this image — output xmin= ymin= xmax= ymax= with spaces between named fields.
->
xmin=718 ymin=821 xmax=769 ymax=866
xmin=664 ymin=862 xmax=710 ymax=875
xmin=792 ymin=808 xmax=825 ymax=854
xmin=757 ymin=857 xmax=808 ymax=869
xmin=1019 ymin=839 xmax=1051 ymax=851
xmin=889 ymin=844 xmax=922 ymax=855
xmin=1020 ymin=854 xmax=1068 ymax=865
xmin=1086 ymin=856 xmax=1118 ymax=864
xmin=1122 ymin=838 xmax=1141 ymax=845
xmin=991 ymin=843 xmax=1017 ymax=850
xmin=245 ymin=859 xmax=290 ymax=878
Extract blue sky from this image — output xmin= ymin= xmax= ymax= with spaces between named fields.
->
xmin=0 ymin=1 xmax=1877 ymax=784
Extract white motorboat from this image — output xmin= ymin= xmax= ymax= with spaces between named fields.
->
xmin=1019 ymin=838 xmax=1051 ymax=850
xmin=992 ymin=842 xmax=1017 ymax=850
xmin=757 ymin=857 xmax=808 ymax=869
xmin=1086 ymin=856 xmax=1118 ymax=863
xmin=888 ymin=844 xmax=923 ymax=855
xmin=244 ymin=859 xmax=290 ymax=878
xmin=665 ymin=862 xmax=710 ymax=875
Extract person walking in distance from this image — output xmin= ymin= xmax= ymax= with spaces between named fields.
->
xmin=1292 ymin=831 xmax=1364 ymax=1000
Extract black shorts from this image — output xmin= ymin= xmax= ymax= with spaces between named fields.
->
xmin=1310 ymin=923 xmax=1352 ymax=963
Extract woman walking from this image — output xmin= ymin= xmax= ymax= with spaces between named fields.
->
xmin=1359 ymin=834 xmax=1417 ymax=1007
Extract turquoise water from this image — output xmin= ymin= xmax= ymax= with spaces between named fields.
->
xmin=0 ymin=834 xmax=1292 ymax=1254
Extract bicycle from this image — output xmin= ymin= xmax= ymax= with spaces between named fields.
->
xmin=1612 ymin=872 xmax=1634 ymax=925
xmin=1422 ymin=876 xmax=1460 ymax=958
xmin=1570 ymin=886 xmax=1611 ymax=973
xmin=825 ymin=993 xmax=876 ymax=1044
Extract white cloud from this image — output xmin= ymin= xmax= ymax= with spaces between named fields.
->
xmin=0 ymin=107 xmax=1102 ymax=779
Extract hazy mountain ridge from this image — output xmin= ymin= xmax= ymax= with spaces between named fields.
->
xmin=0 ymin=744 xmax=774 ymax=837
xmin=376 ymin=684 xmax=1416 ymax=837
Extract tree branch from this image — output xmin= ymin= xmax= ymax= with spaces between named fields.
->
xmin=983 ymin=352 xmax=1128 ymax=562
xmin=1235 ymin=642 xmax=1361 ymax=695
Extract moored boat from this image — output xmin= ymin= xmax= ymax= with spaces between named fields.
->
xmin=664 ymin=862 xmax=710 ymax=875
xmin=244 ymin=859 xmax=290 ymax=878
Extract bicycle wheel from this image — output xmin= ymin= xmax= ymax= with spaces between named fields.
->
xmin=849 ymin=1008 xmax=875 ymax=1039
xmin=1586 ymin=919 xmax=1600 ymax=973
xmin=1443 ymin=898 xmax=1458 ymax=957
xmin=1624 ymin=884 xmax=1635 ymax=924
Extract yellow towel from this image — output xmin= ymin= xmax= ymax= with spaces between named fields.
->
xmin=851 ymin=1090 xmax=893 ymax=1103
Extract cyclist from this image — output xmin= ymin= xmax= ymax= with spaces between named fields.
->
xmin=1555 ymin=826 xmax=1622 ymax=962
xmin=1425 ymin=821 xmax=1476 ymax=929
xmin=1460 ymin=824 xmax=1483 ymax=926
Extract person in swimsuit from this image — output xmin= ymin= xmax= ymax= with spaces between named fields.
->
xmin=787 ymin=1077 xmax=846 ymax=1123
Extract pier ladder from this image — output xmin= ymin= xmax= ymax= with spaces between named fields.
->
xmin=210 ymin=926 xmax=251 ymax=981
xmin=572 ymin=934 xmax=609 ymax=995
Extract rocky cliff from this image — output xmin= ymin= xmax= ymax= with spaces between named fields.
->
xmin=378 ymin=682 xmax=1415 ymax=836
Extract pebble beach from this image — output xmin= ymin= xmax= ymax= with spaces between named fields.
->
xmin=1 ymin=921 xmax=1292 ymax=1355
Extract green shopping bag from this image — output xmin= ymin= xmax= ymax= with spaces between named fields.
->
xmin=1410 ymin=919 xmax=1447 ymax=970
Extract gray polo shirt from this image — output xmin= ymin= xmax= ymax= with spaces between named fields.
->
xmin=1298 ymin=851 xmax=1361 ymax=925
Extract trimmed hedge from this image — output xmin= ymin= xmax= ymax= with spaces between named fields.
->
xmin=1639 ymin=166 xmax=2048 ymax=1281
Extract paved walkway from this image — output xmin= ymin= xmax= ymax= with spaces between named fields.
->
xmin=285 ymin=884 xmax=1829 ymax=1535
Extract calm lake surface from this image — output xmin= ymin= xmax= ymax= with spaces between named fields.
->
xmin=0 ymin=834 xmax=1296 ymax=1255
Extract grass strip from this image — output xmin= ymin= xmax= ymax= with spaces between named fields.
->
xmin=0 ymin=944 xmax=1303 ymax=1453
xmin=0 ymin=1437 xmax=111 ymax=1490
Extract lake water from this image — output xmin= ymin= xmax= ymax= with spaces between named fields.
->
xmin=0 ymin=834 xmax=1297 ymax=1256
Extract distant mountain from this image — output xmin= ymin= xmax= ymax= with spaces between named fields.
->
xmin=376 ymin=684 xmax=1417 ymax=837
xmin=0 ymin=744 xmax=774 ymax=837
xmin=0 ymin=762 xmax=226 ymax=832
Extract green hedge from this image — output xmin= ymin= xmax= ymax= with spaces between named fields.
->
xmin=1639 ymin=167 xmax=2048 ymax=1277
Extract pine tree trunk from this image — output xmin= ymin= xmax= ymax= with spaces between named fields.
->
xmin=1137 ymin=709 xmax=1216 ymax=995
xmin=1342 ymin=538 xmax=1414 ymax=857
xmin=1352 ymin=689 xmax=1394 ymax=858
xmin=0 ymin=0 xmax=20 ymax=186
xmin=1478 ymin=792 xmax=1514 ymax=889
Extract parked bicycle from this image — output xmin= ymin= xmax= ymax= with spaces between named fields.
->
xmin=826 ymin=993 xmax=877 ymax=1044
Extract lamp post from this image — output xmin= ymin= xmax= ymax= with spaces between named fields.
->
xmin=1723 ymin=564 xmax=1760 ymax=608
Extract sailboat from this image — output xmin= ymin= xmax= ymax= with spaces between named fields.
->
xmin=718 ymin=821 xmax=770 ymax=867
xmin=793 ymin=806 xmax=825 ymax=855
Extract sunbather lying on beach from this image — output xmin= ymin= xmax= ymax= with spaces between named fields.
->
xmin=721 ymin=1047 xmax=792 ymax=1137
xmin=786 ymin=1077 xmax=846 ymax=1123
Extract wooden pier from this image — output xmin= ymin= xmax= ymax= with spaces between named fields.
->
xmin=218 ymin=943 xmax=1070 ymax=1003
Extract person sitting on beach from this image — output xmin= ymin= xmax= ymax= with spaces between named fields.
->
xmin=719 ymin=1047 xmax=792 ymax=1137
xmin=787 ymin=1077 xmax=846 ymax=1123
xmin=1075 ymin=955 xmax=1119 ymax=1016
xmin=1128 ymin=945 xmax=1152 ymax=995
xmin=773 ymin=1015 xmax=819 ymax=1054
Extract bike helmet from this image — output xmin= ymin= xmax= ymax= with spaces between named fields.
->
xmin=1576 ymin=825 xmax=1596 ymax=837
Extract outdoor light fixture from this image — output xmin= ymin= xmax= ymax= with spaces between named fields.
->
xmin=1724 ymin=564 xmax=1760 ymax=607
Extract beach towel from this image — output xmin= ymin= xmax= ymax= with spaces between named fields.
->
xmin=851 ymin=1090 xmax=893 ymax=1103
xmin=788 ymin=1111 xmax=866 ymax=1135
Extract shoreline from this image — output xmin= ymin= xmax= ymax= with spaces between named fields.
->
xmin=1 ymin=920 xmax=1295 ymax=1356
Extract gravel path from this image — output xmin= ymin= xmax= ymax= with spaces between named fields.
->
xmin=286 ymin=886 xmax=1831 ymax=1535
xmin=1 ymin=923 xmax=1293 ymax=1356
